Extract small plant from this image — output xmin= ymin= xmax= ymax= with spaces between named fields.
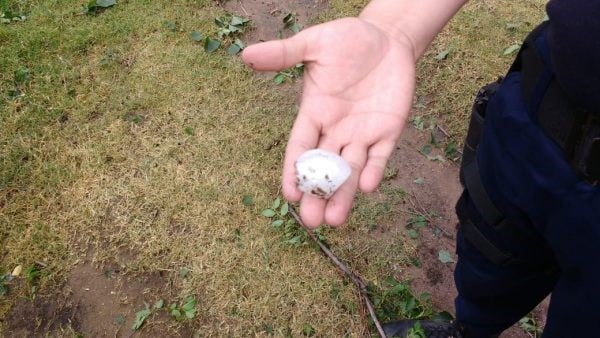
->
xmin=261 ymin=197 xmax=326 ymax=246
xmin=368 ymin=277 xmax=433 ymax=322
xmin=131 ymin=296 xmax=196 ymax=331
xmin=199 ymin=14 xmax=249 ymax=55
xmin=301 ymin=323 xmax=316 ymax=337
xmin=444 ymin=139 xmax=460 ymax=161
xmin=283 ymin=12 xmax=301 ymax=33
xmin=132 ymin=303 xmax=151 ymax=331
xmin=407 ymin=321 xmax=426 ymax=338
xmin=0 ymin=11 xmax=26 ymax=24
xmin=170 ymin=296 xmax=197 ymax=320
xmin=8 ymin=68 xmax=31 ymax=98
xmin=274 ymin=63 xmax=304 ymax=84
xmin=519 ymin=315 xmax=542 ymax=337
xmin=406 ymin=214 xmax=428 ymax=239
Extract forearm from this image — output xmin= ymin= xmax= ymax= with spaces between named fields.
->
xmin=359 ymin=0 xmax=467 ymax=60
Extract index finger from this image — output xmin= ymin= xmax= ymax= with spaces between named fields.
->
xmin=282 ymin=113 xmax=320 ymax=202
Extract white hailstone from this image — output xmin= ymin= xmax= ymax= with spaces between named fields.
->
xmin=295 ymin=149 xmax=352 ymax=199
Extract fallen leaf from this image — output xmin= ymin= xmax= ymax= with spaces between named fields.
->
xmin=503 ymin=44 xmax=521 ymax=55
xmin=438 ymin=250 xmax=455 ymax=264
xmin=11 ymin=265 xmax=22 ymax=277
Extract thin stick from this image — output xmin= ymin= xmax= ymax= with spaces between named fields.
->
xmin=437 ymin=125 xmax=451 ymax=138
xmin=238 ymin=0 xmax=249 ymax=16
xmin=289 ymin=207 xmax=387 ymax=338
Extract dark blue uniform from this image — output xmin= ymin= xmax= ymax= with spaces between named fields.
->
xmin=454 ymin=1 xmax=600 ymax=337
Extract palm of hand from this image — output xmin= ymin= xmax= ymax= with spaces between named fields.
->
xmin=243 ymin=18 xmax=416 ymax=228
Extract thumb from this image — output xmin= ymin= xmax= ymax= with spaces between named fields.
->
xmin=241 ymin=32 xmax=310 ymax=71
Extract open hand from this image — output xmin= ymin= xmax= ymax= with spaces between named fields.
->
xmin=242 ymin=18 xmax=417 ymax=228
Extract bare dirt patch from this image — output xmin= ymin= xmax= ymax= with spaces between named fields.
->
xmin=5 ymin=260 xmax=192 ymax=337
xmin=384 ymin=124 xmax=548 ymax=337
xmin=222 ymin=0 xmax=328 ymax=44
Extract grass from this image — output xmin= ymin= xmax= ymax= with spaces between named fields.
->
xmin=0 ymin=0 xmax=545 ymax=335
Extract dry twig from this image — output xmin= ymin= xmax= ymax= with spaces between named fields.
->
xmin=289 ymin=207 xmax=386 ymax=338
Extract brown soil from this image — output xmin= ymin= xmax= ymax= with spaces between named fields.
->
xmin=5 ymin=261 xmax=193 ymax=337
xmin=386 ymin=125 xmax=549 ymax=337
xmin=222 ymin=0 xmax=328 ymax=44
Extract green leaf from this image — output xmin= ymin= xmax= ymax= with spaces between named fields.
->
xmin=234 ymin=38 xmax=245 ymax=49
xmin=204 ymin=38 xmax=221 ymax=53
xmin=190 ymin=31 xmax=203 ymax=42
xmin=182 ymin=297 xmax=196 ymax=311
xmin=434 ymin=49 xmax=450 ymax=61
xmin=164 ymin=20 xmax=177 ymax=32
xmin=242 ymin=195 xmax=253 ymax=206
xmin=280 ymin=202 xmax=289 ymax=216
xmin=412 ymin=115 xmax=425 ymax=130
xmin=271 ymin=219 xmax=284 ymax=228
xmin=283 ymin=13 xmax=295 ymax=25
xmin=185 ymin=308 xmax=196 ymax=319
xmin=285 ymin=235 xmax=303 ymax=246
xmin=179 ymin=267 xmax=190 ymax=278
xmin=154 ymin=299 xmax=164 ymax=309
xmin=171 ymin=308 xmax=182 ymax=320
xmin=132 ymin=307 xmax=151 ymax=331
xmin=427 ymin=155 xmax=446 ymax=162
xmin=274 ymin=73 xmax=286 ymax=84
xmin=227 ymin=43 xmax=242 ymax=56
xmin=230 ymin=16 xmax=249 ymax=26
xmin=182 ymin=297 xmax=196 ymax=319
xmin=409 ymin=257 xmax=422 ymax=268
xmin=271 ymin=197 xmax=281 ymax=210
xmin=214 ymin=17 xmax=226 ymax=28
xmin=184 ymin=127 xmax=194 ymax=136
xmin=503 ymin=43 xmax=521 ymax=55
xmin=413 ymin=177 xmax=424 ymax=185
xmin=420 ymin=145 xmax=432 ymax=155
xmin=289 ymin=23 xmax=301 ymax=33
xmin=438 ymin=250 xmax=455 ymax=264
xmin=445 ymin=140 xmax=459 ymax=160
xmin=407 ymin=215 xmax=427 ymax=229
xmin=302 ymin=323 xmax=316 ymax=337
xmin=408 ymin=229 xmax=419 ymax=239
xmin=262 ymin=209 xmax=275 ymax=217
xmin=96 ymin=0 xmax=117 ymax=7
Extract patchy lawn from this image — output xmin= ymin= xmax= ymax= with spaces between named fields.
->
xmin=1 ymin=0 xmax=546 ymax=336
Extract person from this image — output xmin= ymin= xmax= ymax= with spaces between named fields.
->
xmin=242 ymin=0 xmax=600 ymax=337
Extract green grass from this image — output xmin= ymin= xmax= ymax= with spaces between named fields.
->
xmin=0 ymin=0 xmax=545 ymax=335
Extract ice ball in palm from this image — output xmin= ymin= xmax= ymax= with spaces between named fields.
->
xmin=295 ymin=149 xmax=351 ymax=199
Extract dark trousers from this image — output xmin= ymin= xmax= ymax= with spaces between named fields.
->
xmin=453 ymin=43 xmax=600 ymax=337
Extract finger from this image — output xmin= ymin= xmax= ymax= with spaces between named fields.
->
xmin=324 ymin=144 xmax=368 ymax=226
xmin=316 ymin=133 xmax=343 ymax=155
xmin=282 ymin=114 xmax=320 ymax=202
xmin=299 ymin=194 xmax=327 ymax=229
xmin=241 ymin=32 xmax=310 ymax=72
xmin=359 ymin=140 xmax=397 ymax=192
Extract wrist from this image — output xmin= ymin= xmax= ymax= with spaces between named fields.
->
xmin=358 ymin=0 xmax=466 ymax=60
xmin=358 ymin=14 xmax=419 ymax=62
